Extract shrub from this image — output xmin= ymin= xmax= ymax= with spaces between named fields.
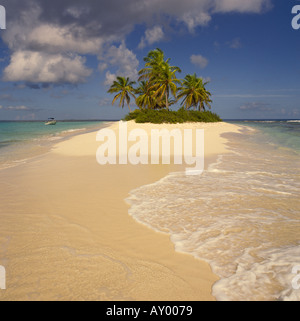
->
xmin=123 ymin=108 xmax=222 ymax=124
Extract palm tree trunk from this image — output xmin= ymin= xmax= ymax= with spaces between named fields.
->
xmin=198 ymin=101 xmax=202 ymax=111
xmin=165 ymin=92 xmax=169 ymax=111
xmin=128 ymin=103 xmax=131 ymax=112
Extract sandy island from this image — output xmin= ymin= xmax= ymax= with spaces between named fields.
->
xmin=0 ymin=120 xmax=241 ymax=301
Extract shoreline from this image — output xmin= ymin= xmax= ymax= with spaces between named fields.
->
xmin=0 ymin=121 xmax=114 ymax=171
xmin=0 ymin=120 xmax=242 ymax=301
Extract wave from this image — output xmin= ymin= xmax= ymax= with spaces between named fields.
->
xmin=60 ymin=128 xmax=87 ymax=134
xmin=0 ymin=139 xmax=22 ymax=145
xmin=126 ymin=126 xmax=300 ymax=301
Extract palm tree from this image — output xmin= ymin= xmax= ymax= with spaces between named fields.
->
xmin=135 ymin=80 xmax=177 ymax=109
xmin=177 ymin=73 xmax=212 ymax=111
xmin=151 ymin=61 xmax=181 ymax=110
xmin=107 ymin=50 xmax=213 ymax=115
xmin=107 ymin=76 xmax=136 ymax=112
xmin=138 ymin=48 xmax=166 ymax=82
xmin=135 ymin=81 xmax=156 ymax=109
xmin=199 ymin=82 xmax=212 ymax=111
xmin=138 ymin=48 xmax=181 ymax=110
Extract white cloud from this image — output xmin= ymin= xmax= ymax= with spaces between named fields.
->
xmin=5 ymin=105 xmax=29 ymax=111
xmin=138 ymin=25 xmax=164 ymax=49
xmin=213 ymin=0 xmax=272 ymax=13
xmin=190 ymin=54 xmax=209 ymax=69
xmin=239 ymin=102 xmax=271 ymax=111
xmin=27 ymin=24 xmax=103 ymax=54
xmin=0 ymin=105 xmax=38 ymax=111
xmin=181 ymin=12 xmax=212 ymax=32
xmin=98 ymin=63 xmax=108 ymax=72
xmin=1 ymin=4 xmax=98 ymax=84
xmin=100 ymin=41 xmax=139 ymax=82
xmin=3 ymin=51 xmax=92 ymax=84
xmin=0 ymin=0 xmax=272 ymax=85
xmin=104 ymin=71 xmax=117 ymax=86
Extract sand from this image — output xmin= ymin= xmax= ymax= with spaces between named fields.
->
xmin=0 ymin=120 xmax=241 ymax=301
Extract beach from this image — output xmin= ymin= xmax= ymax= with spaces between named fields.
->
xmin=0 ymin=120 xmax=241 ymax=301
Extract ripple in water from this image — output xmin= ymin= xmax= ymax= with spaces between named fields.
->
xmin=126 ymin=125 xmax=300 ymax=301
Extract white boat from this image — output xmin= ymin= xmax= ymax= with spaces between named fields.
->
xmin=45 ymin=118 xmax=57 ymax=125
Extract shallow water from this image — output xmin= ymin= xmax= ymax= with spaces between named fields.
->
xmin=0 ymin=121 xmax=105 ymax=170
xmin=126 ymin=121 xmax=300 ymax=301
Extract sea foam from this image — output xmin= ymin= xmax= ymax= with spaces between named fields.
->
xmin=126 ymin=124 xmax=300 ymax=301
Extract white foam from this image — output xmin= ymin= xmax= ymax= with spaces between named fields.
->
xmin=48 ymin=136 xmax=63 ymax=141
xmin=61 ymin=128 xmax=87 ymax=134
xmin=213 ymin=244 xmax=300 ymax=301
xmin=126 ymin=129 xmax=300 ymax=301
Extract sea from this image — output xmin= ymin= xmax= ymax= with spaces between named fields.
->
xmin=0 ymin=120 xmax=107 ymax=170
xmin=1 ymin=119 xmax=299 ymax=300
xmin=126 ymin=120 xmax=300 ymax=301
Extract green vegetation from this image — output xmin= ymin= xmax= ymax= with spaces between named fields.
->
xmin=177 ymin=73 xmax=212 ymax=111
xmin=124 ymin=108 xmax=222 ymax=124
xmin=108 ymin=48 xmax=222 ymax=123
xmin=107 ymin=76 xmax=136 ymax=112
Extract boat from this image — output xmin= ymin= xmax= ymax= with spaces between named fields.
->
xmin=45 ymin=118 xmax=57 ymax=125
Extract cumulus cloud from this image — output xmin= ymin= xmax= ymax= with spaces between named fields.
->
xmin=26 ymin=24 xmax=103 ymax=55
xmin=181 ymin=12 xmax=212 ymax=32
xmin=3 ymin=51 xmax=92 ymax=83
xmin=138 ymin=25 xmax=164 ymax=49
xmin=190 ymin=54 xmax=209 ymax=69
xmin=100 ymin=41 xmax=139 ymax=82
xmin=104 ymin=71 xmax=117 ymax=86
xmin=0 ymin=0 xmax=272 ymax=85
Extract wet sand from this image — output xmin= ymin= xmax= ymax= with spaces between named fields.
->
xmin=0 ymin=121 xmax=241 ymax=301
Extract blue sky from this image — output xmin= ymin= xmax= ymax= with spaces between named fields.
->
xmin=0 ymin=0 xmax=299 ymax=120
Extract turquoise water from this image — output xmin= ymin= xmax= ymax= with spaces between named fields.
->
xmin=231 ymin=120 xmax=300 ymax=154
xmin=1 ymin=119 xmax=299 ymax=300
xmin=0 ymin=121 xmax=105 ymax=169
xmin=126 ymin=120 xmax=300 ymax=301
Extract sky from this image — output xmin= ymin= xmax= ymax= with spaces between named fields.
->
xmin=0 ymin=0 xmax=299 ymax=121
